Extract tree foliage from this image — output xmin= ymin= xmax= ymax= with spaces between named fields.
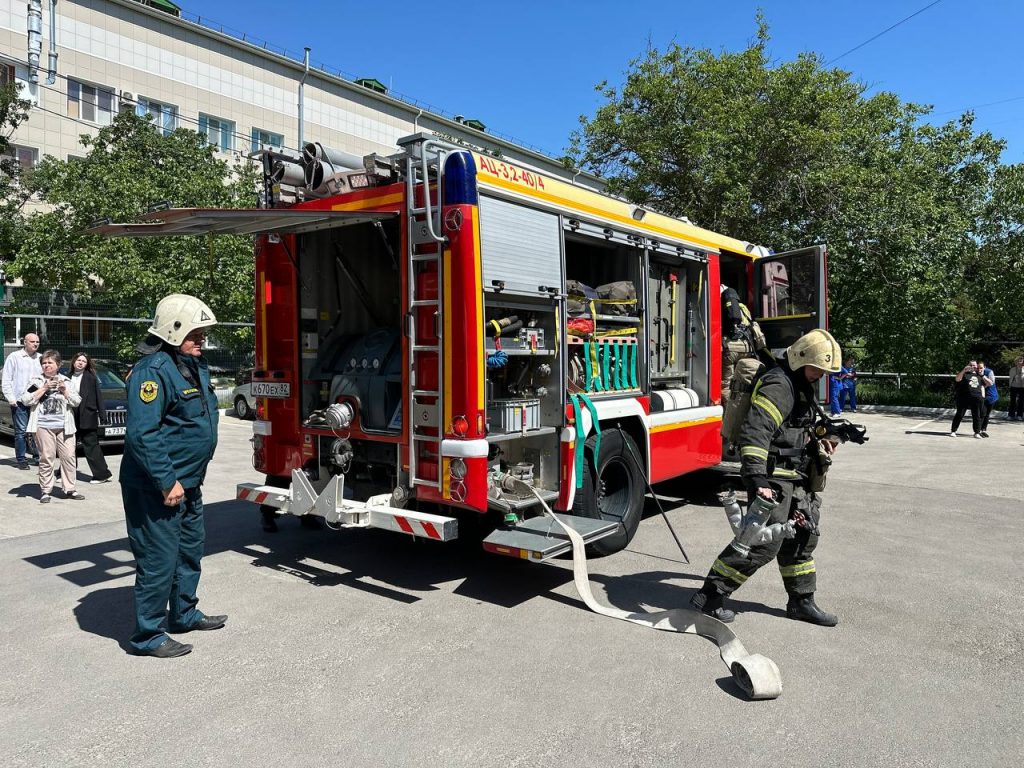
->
xmin=570 ymin=20 xmax=1017 ymax=371
xmin=0 ymin=83 xmax=31 ymax=269
xmin=8 ymin=111 xmax=259 ymax=336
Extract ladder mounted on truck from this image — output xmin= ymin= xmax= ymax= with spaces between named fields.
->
xmin=399 ymin=134 xmax=451 ymax=494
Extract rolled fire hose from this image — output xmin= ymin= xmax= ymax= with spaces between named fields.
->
xmin=530 ymin=488 xmax=783 ymax=700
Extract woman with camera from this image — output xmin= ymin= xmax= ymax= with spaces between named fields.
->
xmin=20 ymin=350 xmax=85 ymax=503
xmin=949 ymin=361 xmax=984 ymax=438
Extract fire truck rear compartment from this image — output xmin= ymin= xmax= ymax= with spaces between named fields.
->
xmin=298 ymin=220 xmax=403 ymax=434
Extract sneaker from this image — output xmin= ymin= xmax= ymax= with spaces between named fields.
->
xmin=65 ymin=491 xmax=86 ymax=500
xmin=949 ymin=432 xmax=956 ymax=437
xmin=40 ymin=494 xmax=51 ymax=504
xmin=17 ymin=461 xmax=30 ymax=470
xmin=974 ymin=433 xmax=983 ymax=439
xmin=90 ymin=477 xmax=112 ymax=484
xmin=980 ymin=431 xmax=989 ymax=438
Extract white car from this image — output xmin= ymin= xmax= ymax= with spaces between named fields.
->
xmin=232 ymin=367 xmax=255 ymax=420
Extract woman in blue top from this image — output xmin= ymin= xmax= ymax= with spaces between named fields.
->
xmin=976 ymin=360 xmax=998 ymax=437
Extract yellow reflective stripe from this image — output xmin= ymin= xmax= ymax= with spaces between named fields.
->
xmin=740 ymin=303 xmax=752 ymax=323
xmin=740 ymin=446 xmax=769 ymax=460
xmin=752 ymin=394 xmax=783 ymax=427
xmin=772 ymin=467 xmax=800 ymax=478
xmin=779 ymin=560 xmax=816 ymax=578
xmin=712 ymin=559 xmax=749 ymax=584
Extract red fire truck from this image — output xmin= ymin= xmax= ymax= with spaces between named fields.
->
xmin=93 ymin=134 xmax=826 ymax=560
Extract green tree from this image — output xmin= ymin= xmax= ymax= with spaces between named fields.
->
xmin=8 ymin=110 xmax=259 ymax=355
xmin=0 ymin=82 xmax=31 ymax=271
xmin=569 ymin=20 xmax=1010 ymax=371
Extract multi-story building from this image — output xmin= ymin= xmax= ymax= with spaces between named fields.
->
xmin=0 ymin=0 xmax=599 ymax=187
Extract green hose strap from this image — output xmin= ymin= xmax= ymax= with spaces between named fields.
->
xmin=579 ymin=392 xmax=601 ymax=480
xmin=570 ymin=394 xmax=586 ymax=487
xmin=629 ymin=343 xmax=638 ymax=389
xmin=602 ymin=341 xmax=611 ymax=392
xmin=570 ymin=393 xmax=601 ymax=488
xmin=616 ymin=341 xmax=625 ymax=390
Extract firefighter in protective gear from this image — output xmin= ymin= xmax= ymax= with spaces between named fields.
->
xmin=692 ymin=328 xmax=842 ymax=626
xmin=120 ymin=294 xmax=226 ymax=658
xmin=720 ymin=284 xmax=767 ymax=403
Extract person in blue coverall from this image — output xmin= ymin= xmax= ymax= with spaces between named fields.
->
xmin=121 ymin=294 xmax=226 ymax=658
xmin=976 ymin=360 xmax=998 ymax=438
xmin=839 ymin=357 xmax=857 ymax=412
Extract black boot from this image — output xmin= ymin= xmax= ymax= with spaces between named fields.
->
xmin=690 ymin=587 xmax=736 ymax=623
xmin=786 ymin=593 xmax=838 ymax=626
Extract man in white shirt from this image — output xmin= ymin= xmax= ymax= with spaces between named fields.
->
xmin=2 ymin=333 xmax=43 ymax=468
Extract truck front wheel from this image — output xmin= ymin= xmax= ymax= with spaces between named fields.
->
xmin=571 ymin=428 xmax=645 ymax=556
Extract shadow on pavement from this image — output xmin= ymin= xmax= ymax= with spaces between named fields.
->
xmin=24 ymin=467 xmax=742 ymax=635
xmin=74 ymin=585 xmax=135 ymax=652
xmin=24 ymin=497 xmax=577 ymax=612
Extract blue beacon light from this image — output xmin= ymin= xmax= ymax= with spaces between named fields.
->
xmin=443 ymin=151 xmax=478 ymax=206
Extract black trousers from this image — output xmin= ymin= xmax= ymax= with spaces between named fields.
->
xmin=1010 ymin=388 xmax=1024 ymax=419
xmin=951 ymin=399 xmax=982 ymax=434
xmin=78 ymin=428 xmax=112 ymax=480
xmin=979 ymin=401 xmax=994 ymax=431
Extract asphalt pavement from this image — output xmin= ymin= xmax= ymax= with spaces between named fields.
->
xmin=0 ymin=410 xmax=1021 ymax=768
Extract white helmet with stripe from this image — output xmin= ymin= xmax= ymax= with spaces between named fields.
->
xmin=148 ymin=293 xmax=218 ymax=346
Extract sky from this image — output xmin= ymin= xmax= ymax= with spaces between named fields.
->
xmin=174 ymin=0 xmax=1024 ymax=164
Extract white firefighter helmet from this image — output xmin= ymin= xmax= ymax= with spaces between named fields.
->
xmin=148 ymin=293 xmax=217 ymax=346
xmin=786 ymin=329 xmax=841 ymax=373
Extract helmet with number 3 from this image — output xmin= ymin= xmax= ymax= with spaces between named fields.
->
xmin=786 ymin=329 xmax=841 ymax=373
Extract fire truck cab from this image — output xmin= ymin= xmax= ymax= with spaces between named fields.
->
xmin=92 ymin=134 xmax=826 ymax=560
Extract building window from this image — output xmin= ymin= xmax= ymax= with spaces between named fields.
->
xmin=199 ymin=114 xmax=235 ymax=152
xmin=251 ymin=128 xmax=284 ymax=152
xmin=67 ymin=79 xmax=115 ymax=126
xmin=136 ymin=97 xmax=177 ymax=136
xmin=3 ymin=145 xmax=38 ymax=171
xmin=1 ymin=60 xmax=39 ymax=105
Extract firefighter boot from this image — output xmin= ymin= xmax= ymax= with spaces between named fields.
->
xmin=786 ymin=593 xmax=839 ymax=627
xmin=690 ymin=586 xmax=736 ymax=623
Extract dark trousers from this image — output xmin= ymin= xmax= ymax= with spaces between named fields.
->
xmin=705 ymin=487 xmax=821 ymax=599
xmin=951 ymin=399 xmax=982 ymax=434
xmin=12 ymin=403 xmax=38 ymax=462
xmin=980 ymin=401 xmax=994 ymax=432
xmin=123 ymin=484 xmax=207 ymax=652
xmin=78 ymin=428 xmax=111 ymax=481
xmin=1010 ymin=388 xmax=1024 ymax=419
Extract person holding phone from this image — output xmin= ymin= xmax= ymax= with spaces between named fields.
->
xmin=950 ymin=361 xmax=984 ymax=438
xmin=21 ymin=350 xmax=84 ymax=503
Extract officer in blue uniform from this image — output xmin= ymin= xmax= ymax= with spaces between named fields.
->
xmin=121 ymin=294 xmax=226 ymax=658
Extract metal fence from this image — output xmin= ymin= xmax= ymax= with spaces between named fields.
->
xmin=1 ymin=288 xmax=254 ymax=385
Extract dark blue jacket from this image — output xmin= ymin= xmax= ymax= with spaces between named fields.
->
xmin=120 ymin=348 xmax=219 ymax=492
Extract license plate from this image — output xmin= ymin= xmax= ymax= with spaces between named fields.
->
xmin=104 ymin=426 xmax=126 ymax=437
xmin=251 ymin=382 xmax=291 ymax=398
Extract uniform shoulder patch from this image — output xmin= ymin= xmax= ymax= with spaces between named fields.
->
xmin=140 ymin=380 xmax=159 ymax=403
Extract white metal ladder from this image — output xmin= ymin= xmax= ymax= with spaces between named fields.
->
xmin=402 ymin=136 xmax=449 ymax=490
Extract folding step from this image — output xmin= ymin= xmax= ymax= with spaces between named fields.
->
xmin=482 ymin=513 xmax=619 ymax=562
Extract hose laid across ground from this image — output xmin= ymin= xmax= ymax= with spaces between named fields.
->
xmin=531 ymin=489 xmax=783 ymax=700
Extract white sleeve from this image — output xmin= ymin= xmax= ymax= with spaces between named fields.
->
xmin=1 ymin=357 xmax=15 ymax=402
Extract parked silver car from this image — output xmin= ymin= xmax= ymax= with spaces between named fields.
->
xmin=232 ymin=367 xmax=255 ymax=420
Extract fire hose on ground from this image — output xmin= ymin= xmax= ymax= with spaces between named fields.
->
xmin=522 ymin=486 xmax=784 ymax=700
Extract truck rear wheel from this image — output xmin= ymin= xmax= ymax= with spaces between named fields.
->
xmin=571 ymin=428 xmax=645 ymax=556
